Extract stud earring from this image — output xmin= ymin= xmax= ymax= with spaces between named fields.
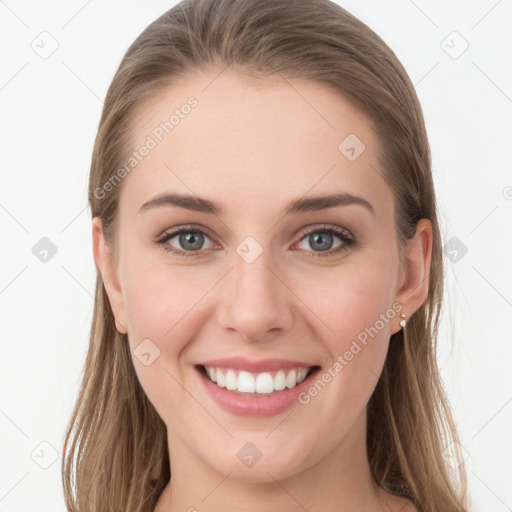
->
xmin=399 ymin=313 xmax=406 ymax=328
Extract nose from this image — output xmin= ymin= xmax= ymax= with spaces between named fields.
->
xmin=216 ymin=243 xmax=294 ymax=342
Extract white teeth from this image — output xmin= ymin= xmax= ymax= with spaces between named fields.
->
xmin=203 ymin=365 xmax=313 ymax=394
xmin=274 ymin=370 xmax=286 ymax=390
xmin=216 ymin=368 xmax=226 ymax=387
xmin=286 ymin=369 xmax=297 ymax=388
xmin=225 ymin=369 xmax=237 ymax=390
xmin=238 ymin=371 xmax=256 ymax=393
xmin=255 ymin=372 xmax=274 ymax=393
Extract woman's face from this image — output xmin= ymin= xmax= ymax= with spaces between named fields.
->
xmin=94 ymin=69 xmax=426 ymax=483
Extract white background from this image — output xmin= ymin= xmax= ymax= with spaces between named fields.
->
xmin=0 ymin=1 xmax=511 ymax=510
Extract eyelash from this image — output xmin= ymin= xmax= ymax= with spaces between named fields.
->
xmin=155 ymin=223 xmax=355 ymax=259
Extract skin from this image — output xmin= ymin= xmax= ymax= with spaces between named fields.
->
xmin=93 ymin=68 xmax=431 ymax=512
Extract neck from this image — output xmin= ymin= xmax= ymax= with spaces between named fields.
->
xmin=154 ymin=410 xmax=394 ymax=512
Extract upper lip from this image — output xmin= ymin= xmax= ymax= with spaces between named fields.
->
xmin=196 ymin=357 xmax=318 ymax=373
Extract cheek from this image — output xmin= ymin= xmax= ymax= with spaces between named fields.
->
xmin=120 ymin=253 xmax=220 ymax=354
xmin=298 ymin=261 xmax=396 ymax=343
xmin=291 ymin=258 xmax=398 ymax=403
xmin=118 ymin=259 xmax=214 ymax=417
xmin=117 ymin=225 xmax=196 ymax=327
xmin=292 ymin=267 xmax=395 ymax=425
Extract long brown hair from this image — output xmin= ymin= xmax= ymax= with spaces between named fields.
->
xmin=62 ymin=1 xmax=469 ymax=510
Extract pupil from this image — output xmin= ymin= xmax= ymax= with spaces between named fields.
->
xmin=180 ymin=232 xmax=203 ymax=251
xmin=310 ymin=232 xmax=332 ymax=251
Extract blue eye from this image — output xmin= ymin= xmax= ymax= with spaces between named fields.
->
xmin=173 ymin=231 xmax=206 ymax=251
xmin=156 ymin=224 xmax=354 ymax=258
xmin=156 ymin=226 xmax=216 ymax=257
xmin=295 ymin=225 xmax=354 ymax=257
xmin=300 ymin=230 xmax=338 ymax=252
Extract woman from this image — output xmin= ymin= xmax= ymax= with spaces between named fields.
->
xmin=62 ymin=1 xmax=470 ymax=510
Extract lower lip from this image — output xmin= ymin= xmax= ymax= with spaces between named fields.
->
xmin=196 ymin=365 xmax=320 ymax=417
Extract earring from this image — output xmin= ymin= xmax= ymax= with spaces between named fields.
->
xmin=399 ymin=313 xmax=406 ymax=328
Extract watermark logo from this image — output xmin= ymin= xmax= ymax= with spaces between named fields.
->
xmin=30 ymin=441 xmax=59 ymax=469
xmin=31 ymin=31 xmax=59 ymax=60
xmin=444 ymin=236 xmax=468 ymax=263
xmin=441 ymin=441 xmax=469 ymax=469
xmin=237 ymin=442 xmax=263 ymax=468
xmin=338 ymin=133 xmax=366 ymax=162
xmin=133 ymin=338 xmax=161 ymax=366
xmin=441 ymin=31 xmax=469 ymax=60
xmin=32 ymin=237 xmax=58 ymax=263
xmin=236 ymin=236 xmax=263 ymax=264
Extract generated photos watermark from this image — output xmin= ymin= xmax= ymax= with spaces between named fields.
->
xmin=297 ymin=302 xmax=403 ymax=405
xmin=93 ymin=96 xmax=198 ymax=200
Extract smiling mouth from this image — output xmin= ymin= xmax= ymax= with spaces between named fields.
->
xmin=196 ymin=364 xmax=321 ymax=396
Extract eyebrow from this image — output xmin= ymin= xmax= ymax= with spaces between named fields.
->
xmin=138 ymin=192 xmax=375 ymax=216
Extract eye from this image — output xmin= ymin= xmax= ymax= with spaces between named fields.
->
xmin=156 ymin=225 xmax=217 ymax=257
xmin=294 ymin=224 xmax=354 ymax=257
xmin=155 ymin=223 xmax=355 ymax=259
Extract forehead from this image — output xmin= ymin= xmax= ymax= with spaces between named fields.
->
xmin=120 ymin=68 xmax=391 ymax=218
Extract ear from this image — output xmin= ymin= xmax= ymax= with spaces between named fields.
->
xmin=92 ymin=217 xmax=128 ymax=334
xmin=392 ymin=218 xmax=433 ymax=334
